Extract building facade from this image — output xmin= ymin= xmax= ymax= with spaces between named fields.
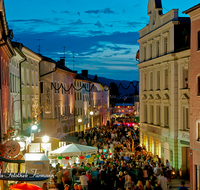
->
xmin=137 ymin=0 xmax=190 ymax=174
xmin=0 ymin=0 xmax=15 ymax=139
xmin=183 ymin=4 xmax=200 ymax=190
xmin=9 ymin=45 xmax=25 ymax=132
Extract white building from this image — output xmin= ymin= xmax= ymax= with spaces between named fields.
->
xmin=137 ymin=0 xmax=190 ymax=175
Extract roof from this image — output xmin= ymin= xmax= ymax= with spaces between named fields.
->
xmin=183 ymin=3 xmax=200 ymax=14
xmin=40 ymin=54 xmax=57 ymax=64
xmin=56 ymin=63 xmax=77 ymax=74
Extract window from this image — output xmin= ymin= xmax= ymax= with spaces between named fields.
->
xmin=31 ymin=70 xmax=34 ymax=86
xmin=144 ymin=73 xmax=147 ymax=91
xmin=77 ymin=92 xmax=79 ymax=100
xmin=183 ymin=68 xmax=188 ymax=88
xmin=21 ymin=67 xmax=24 ymax=85
xmin=10 ymin=75 xmax=12 ymax=92
xmin=164 ymin=106 xmax=169 ymax=127
xmin=183 ymin=106 xmax=189 ymax=130
xmin=58 ymin=107 xmax=60 ymax=117
xmin=150 ymin=105 xmax=154 ymax=124
xmin=198 ymin=76 xmax=200 ymax=95
xmin=164 ymin=37 xmax=168 ymax=54
xmin=196 ymin=165 xmax=200 ymax=190
xmin=26 ymin=69 xmax=29 ymax=86
xmin=80 ymin=92 xmax=82 ymax=100
xmin=144 ymin=46 xmax=146 ymax=61
xmin=40 ymin=82 xmax=44 ymax=94
xmin=15 ymin=76 xmax=16 ymax=92
xmin=157 ymin=70 xmax=160 ymax=90
xmin=75 ymin=92 xmax=76 ymax=100
xmin=198 ymin=31 xmax=200 ymax=50
xmin=144 ymin=105 xmax=147 ymax=123
xmin=197 ymin=122 xmax=200 ymax=141
xmin=164 ymin=69 xmax=168 ymax=89
xmin=150 ymin=72 xmax=153 ymax=90
xmin=149 ymin=44 xmax=152 ymax=59
xmin=35 ymin=72 xmax=38 ymax=86
xmin=80 ymin=108 xmax=82 ymax=116
xmin=157 ymin=41 xmax=160 ymax=57
xmin=157 ymin=106 xmax=161 ymax=125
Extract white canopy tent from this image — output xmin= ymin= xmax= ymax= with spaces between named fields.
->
xmin=50 ymin=143 xmax=97 ymax=156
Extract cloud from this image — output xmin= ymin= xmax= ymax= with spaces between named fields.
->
xmin=85 ymin=8 xmax=116 ymax=14
xmin=61 ymin=11 xmax=70 ymax=14
xmin=77 ymin=12 xmax=80 ymax=16
xmin=52 ymin=10 xmax=57 ymax=14
xmin=127 ymin=21 xmax=142 ymax=27
xmin=133 ymin=4 xmax=140 ymax=7
xmin=69 ymin=19 xmax=83 ymax=25
xmin=94 ymin=21 xmax=102 ymax=28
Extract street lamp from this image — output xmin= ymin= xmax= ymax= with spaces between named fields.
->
xmin=42 ymin=135 xmax=49 ymax=143
xmin=90 ymin=111 xmax=94 ymax=128
xmin=31 ymin=125 xmax=38 ymax=131
xmin=90 ymin=111 xmax=94 ymax=115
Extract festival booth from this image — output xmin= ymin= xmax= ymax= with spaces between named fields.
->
xmin=50 ymin=143 xmax=97 ymax=167
xmin=24 ymin=153 xmax=50 ymax=188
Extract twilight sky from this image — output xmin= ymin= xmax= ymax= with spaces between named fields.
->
xmin=5 ymin=0 xmax=198 ymax=81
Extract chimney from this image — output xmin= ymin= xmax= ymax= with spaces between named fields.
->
xmin=94 ymin=74 xmax=98 ymax=81
xmin=82 ymin=70 xmax=88 ymax=78
xmin=57 ymin=58 xmax=65 ymax=66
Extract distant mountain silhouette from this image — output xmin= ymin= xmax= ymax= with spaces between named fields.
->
xmin=88 ymin=74 xmax=139 ymax=97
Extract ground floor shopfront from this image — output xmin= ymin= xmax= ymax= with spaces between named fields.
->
xmin=140 ymin=128 xmax=190 ymax=177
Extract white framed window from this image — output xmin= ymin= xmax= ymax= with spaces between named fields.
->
xmin=31 ymin=70 xmax=34 ymax=86
xmin=55 ymin=107 xmax=57 ymax=118
xmin=144 ymin=104 xmax=147 ymax=123
xmin=156 ymin=105 xmax=161 ymax=125
xmin=150 ymin=72 xmax=153 ymax=90
xmin=164 ymin=106 xmax=169 ymax=127
xmin=164 ymin=69 xmax=168 ymax=89
xmin=197 ymin=121 xmax=200 ymax=141
xmin=150 ymin=105 xmax=154 ymax=124
xmin=164 ymin=37 xmax=168 ymax=54
xmin=21 ymin=67 xmax=24 ymax=85
xmin=157 ymin=70 xmax=160 ymax=90
xmin=26 ymin=68 xmax=29 ymax=86
xmin=183 ymin=106 xmax=189 ymax=130
xmin=149 ymin=44 xmax=152 ymax=59
xmin=143 ymin=73 xmax=147 ymax=91
xmin=144 ymin=46 xmax=146 ymax=61
xmin=35 ymin=72 xmax=38 ymax=86
xmin=156 ymin=41 xmax=160 ymax=57
xmin=182 ymin=67 xmax=188 ymax=88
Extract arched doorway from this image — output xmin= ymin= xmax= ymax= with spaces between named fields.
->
xmin=143 ymin=135 xmax=148 ymax=151
xmin=156 ymin=139 xmax=161 ymax=158
xmin=164 ymin=142 xmax=169 ymax=162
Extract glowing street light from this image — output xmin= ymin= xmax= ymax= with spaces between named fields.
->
xmin=16 ymin=137 xmax=20 ymax=141
xmin=31 ymin=125 xmax=38 ymax=131
xmin=42 ymin=135 xmax=49 ymax=143
xmin=90 ymin=111 xmax=94 ymax=115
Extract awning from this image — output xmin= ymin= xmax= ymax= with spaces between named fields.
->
xmin=94 ymin=83 xmax=104 ymax=91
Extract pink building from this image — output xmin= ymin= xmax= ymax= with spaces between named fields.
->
xmin=184 ymin=4 xmax=200 ymax=190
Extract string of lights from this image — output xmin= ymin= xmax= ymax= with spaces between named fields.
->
xmin=51 ymin=81 xmax=139 ymax=92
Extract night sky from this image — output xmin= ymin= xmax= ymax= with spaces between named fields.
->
xmin=5 ymin=0 xmax=199 ymax=81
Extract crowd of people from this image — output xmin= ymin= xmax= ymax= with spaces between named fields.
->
xmin=47 ymin=124 xmax=183 ymax=190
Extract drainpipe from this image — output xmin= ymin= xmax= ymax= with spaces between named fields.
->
xmin=19 ymin=57 xmax=26 ymax=132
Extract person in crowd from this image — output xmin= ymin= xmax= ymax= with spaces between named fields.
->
xmin=124 ymin=176 xmax=135 ymax=190
xmin=57 ymin=167 xmax=65 ymax=190
xmin=178 ymin=181 xmax=189 ymax=190
xmin=165 ymin=159 xmax=172 ymax=182
xmin=72 ymin=183 xmax=78 ymax=190
xmin=80 ymin=172 xmax=88 ymax=190
xmin=158 ymin=172 xmax=168 ymax=190
xmin=42 ymin=182 xmax=48 ymax=190
xmin=144 ymin=180 xmax=154 ymax=190
xmin=135 ymin=181 xmax=143 ymax=190
xmin=64 ymin=184 xmax=70 ymax=190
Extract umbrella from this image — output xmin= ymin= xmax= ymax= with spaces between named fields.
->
xmin=50 ymin=143 xmax=97 ymax=156
xmin=10 ymin=183 xmax=42 ymax=190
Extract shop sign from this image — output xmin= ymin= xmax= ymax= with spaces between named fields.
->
xmin=5 ymin=140 xmax=20 ymax=157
